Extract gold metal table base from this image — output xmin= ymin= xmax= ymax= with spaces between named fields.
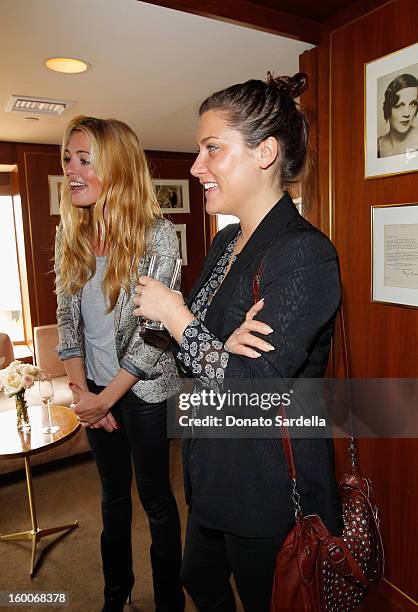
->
xmin=0 ymin=522 xmax=78 ymax=577
xmin=0 ymin=455 xmax=78 ymax=576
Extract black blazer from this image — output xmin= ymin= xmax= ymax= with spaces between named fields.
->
xmin=182 ymin=193 xmax=344 ymax=538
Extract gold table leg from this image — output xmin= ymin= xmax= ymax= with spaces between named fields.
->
xmin=0 ymin=456 xmax=78 ymax=576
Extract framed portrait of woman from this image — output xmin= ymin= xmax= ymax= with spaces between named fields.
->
xmin=365 ymin=42 xmax=418 ymax=179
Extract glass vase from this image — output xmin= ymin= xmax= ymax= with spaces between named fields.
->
xmin=15 ymin=390 xmax=31 ymax=432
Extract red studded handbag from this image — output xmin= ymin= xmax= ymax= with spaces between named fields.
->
xmin=270 ymin=307 xmax=384 ymax=611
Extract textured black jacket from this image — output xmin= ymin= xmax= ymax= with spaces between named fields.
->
xmin=182 ymin=192 xmax=344 ymax=537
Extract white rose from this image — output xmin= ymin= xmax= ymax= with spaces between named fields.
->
xmin=3 ymin=372 xmax=24 ymax=397
xmin=28 ymin=365 xmax=42 ymax=378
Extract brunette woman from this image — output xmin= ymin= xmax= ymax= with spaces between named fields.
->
xmin=134 ymin=74 xmax=343 ymax=611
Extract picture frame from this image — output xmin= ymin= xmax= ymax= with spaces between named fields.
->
xmin=371 ymin=203 xmax=418 ymax=308
xmin=174 ymin=224 xmax=188 ymax=266
xmin=152 ymin=179 xmax=190 ymax=213
xmin=365 ymin=42 xmax=418 ymax=179
xmin=48 ymin=175 xmax=65 ymax=215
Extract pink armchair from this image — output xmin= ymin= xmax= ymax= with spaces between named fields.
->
xmin=32 ymin=324 xmax=73 ymax=408
xmin=0 ymin=325 xmax=90 ymax=476
xmin=0 ymin=332 xmax=14 ymax=369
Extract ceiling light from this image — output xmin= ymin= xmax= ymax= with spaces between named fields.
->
xmin=45 ymin=57 xmax=90 ymax=74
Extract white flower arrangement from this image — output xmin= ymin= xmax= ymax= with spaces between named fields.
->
xmin=0 ymin=360 xmax=44 ymax=397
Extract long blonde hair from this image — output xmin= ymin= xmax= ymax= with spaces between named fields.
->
xmin=58 ymin=116 xmax=162 ymax=310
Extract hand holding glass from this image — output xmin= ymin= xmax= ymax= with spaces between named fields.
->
xmin=142 ymin=254 xmax=182 ymax=330
xmin=39 ymin=374 xmax=60 ymax=434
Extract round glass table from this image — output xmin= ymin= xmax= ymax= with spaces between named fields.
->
xmin=0 ymin=404 xmax=81 ymax=576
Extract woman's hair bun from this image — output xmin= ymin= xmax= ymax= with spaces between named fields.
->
xmin=266 ymin=72 xmax=308 ymax=99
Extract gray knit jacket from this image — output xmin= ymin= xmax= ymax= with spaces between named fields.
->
xmin=54 ymin=218 xmax=182 ymax=402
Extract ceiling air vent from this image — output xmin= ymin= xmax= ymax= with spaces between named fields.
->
xmin=5 ymin=95 xmax=75 ymax=116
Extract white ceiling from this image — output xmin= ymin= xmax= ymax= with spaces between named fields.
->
xmin=0 ymin=0 xmax=313 ymax=152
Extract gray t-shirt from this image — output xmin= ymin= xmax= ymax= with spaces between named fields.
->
xmin=81 ymin=257 xmax=119 ymax=387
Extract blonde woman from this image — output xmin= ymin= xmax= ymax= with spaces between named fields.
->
xmin=55 ymin=116 xmax=185 ymax=612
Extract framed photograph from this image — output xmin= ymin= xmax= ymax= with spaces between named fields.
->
xmin=152 ymin=179 xmax=190 ymax=213
xmin=174 ymin=224 xmax=188 ymax=266
xmin=48 ymin=175 xmax=65 ymax=215
xmin=365 ymin=42 xmax=418 ymax=179
xmin=371 ymin=203 xmax=418 ymax=308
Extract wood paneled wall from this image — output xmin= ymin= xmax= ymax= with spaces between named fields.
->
xmin=16 ymin=144 xmax=63 ymax=329
xmin=302 ymin=0 xmax=418 ymax=608
xmin=1 ymin=141 xmax=206 ymax=332
xmin=146 ymin=150 xmax=209 ymax=294
xmin=0 ymin=142 xmax=16 ymax=165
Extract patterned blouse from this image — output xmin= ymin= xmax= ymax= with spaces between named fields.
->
xmin=177 ymin=232 xmax=241 ymax=388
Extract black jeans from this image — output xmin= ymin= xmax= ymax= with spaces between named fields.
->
xmin=181 ymin=506 xmax=285 ymax=612
xmin=86 ymin=380 xmax=184 ymax=611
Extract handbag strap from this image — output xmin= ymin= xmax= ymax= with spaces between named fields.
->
xmin=337 ymin=304 xmax=359 ymax=474
xmin=252 ymin=253 xmax=266 ymax=304
xmin=250 ymin=263 xmax=359 ymax=510
xmin=275 ymin=306 xmax=359 ymax=512
xmin=252 ymin=251 xmax=358 ymax=464
xmin=338 ymin=303 xmax=351 ymax=379
xmin=278 ymin=407 xmax=303 ymax=518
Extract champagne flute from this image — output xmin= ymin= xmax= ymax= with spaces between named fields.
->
xmin=142 ymin=253 xmax=182 ymax=331
xmin=39 ymin=374 xmax=59 ymax=434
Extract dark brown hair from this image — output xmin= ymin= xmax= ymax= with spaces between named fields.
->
xmin=383 ymin=73 xmax=418 ymax=121
xmin=199 ymin=72 xmax=308 ymax=185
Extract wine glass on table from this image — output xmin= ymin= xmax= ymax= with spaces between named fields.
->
xmin=39 ymin=374 xmax=59 ymax=434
